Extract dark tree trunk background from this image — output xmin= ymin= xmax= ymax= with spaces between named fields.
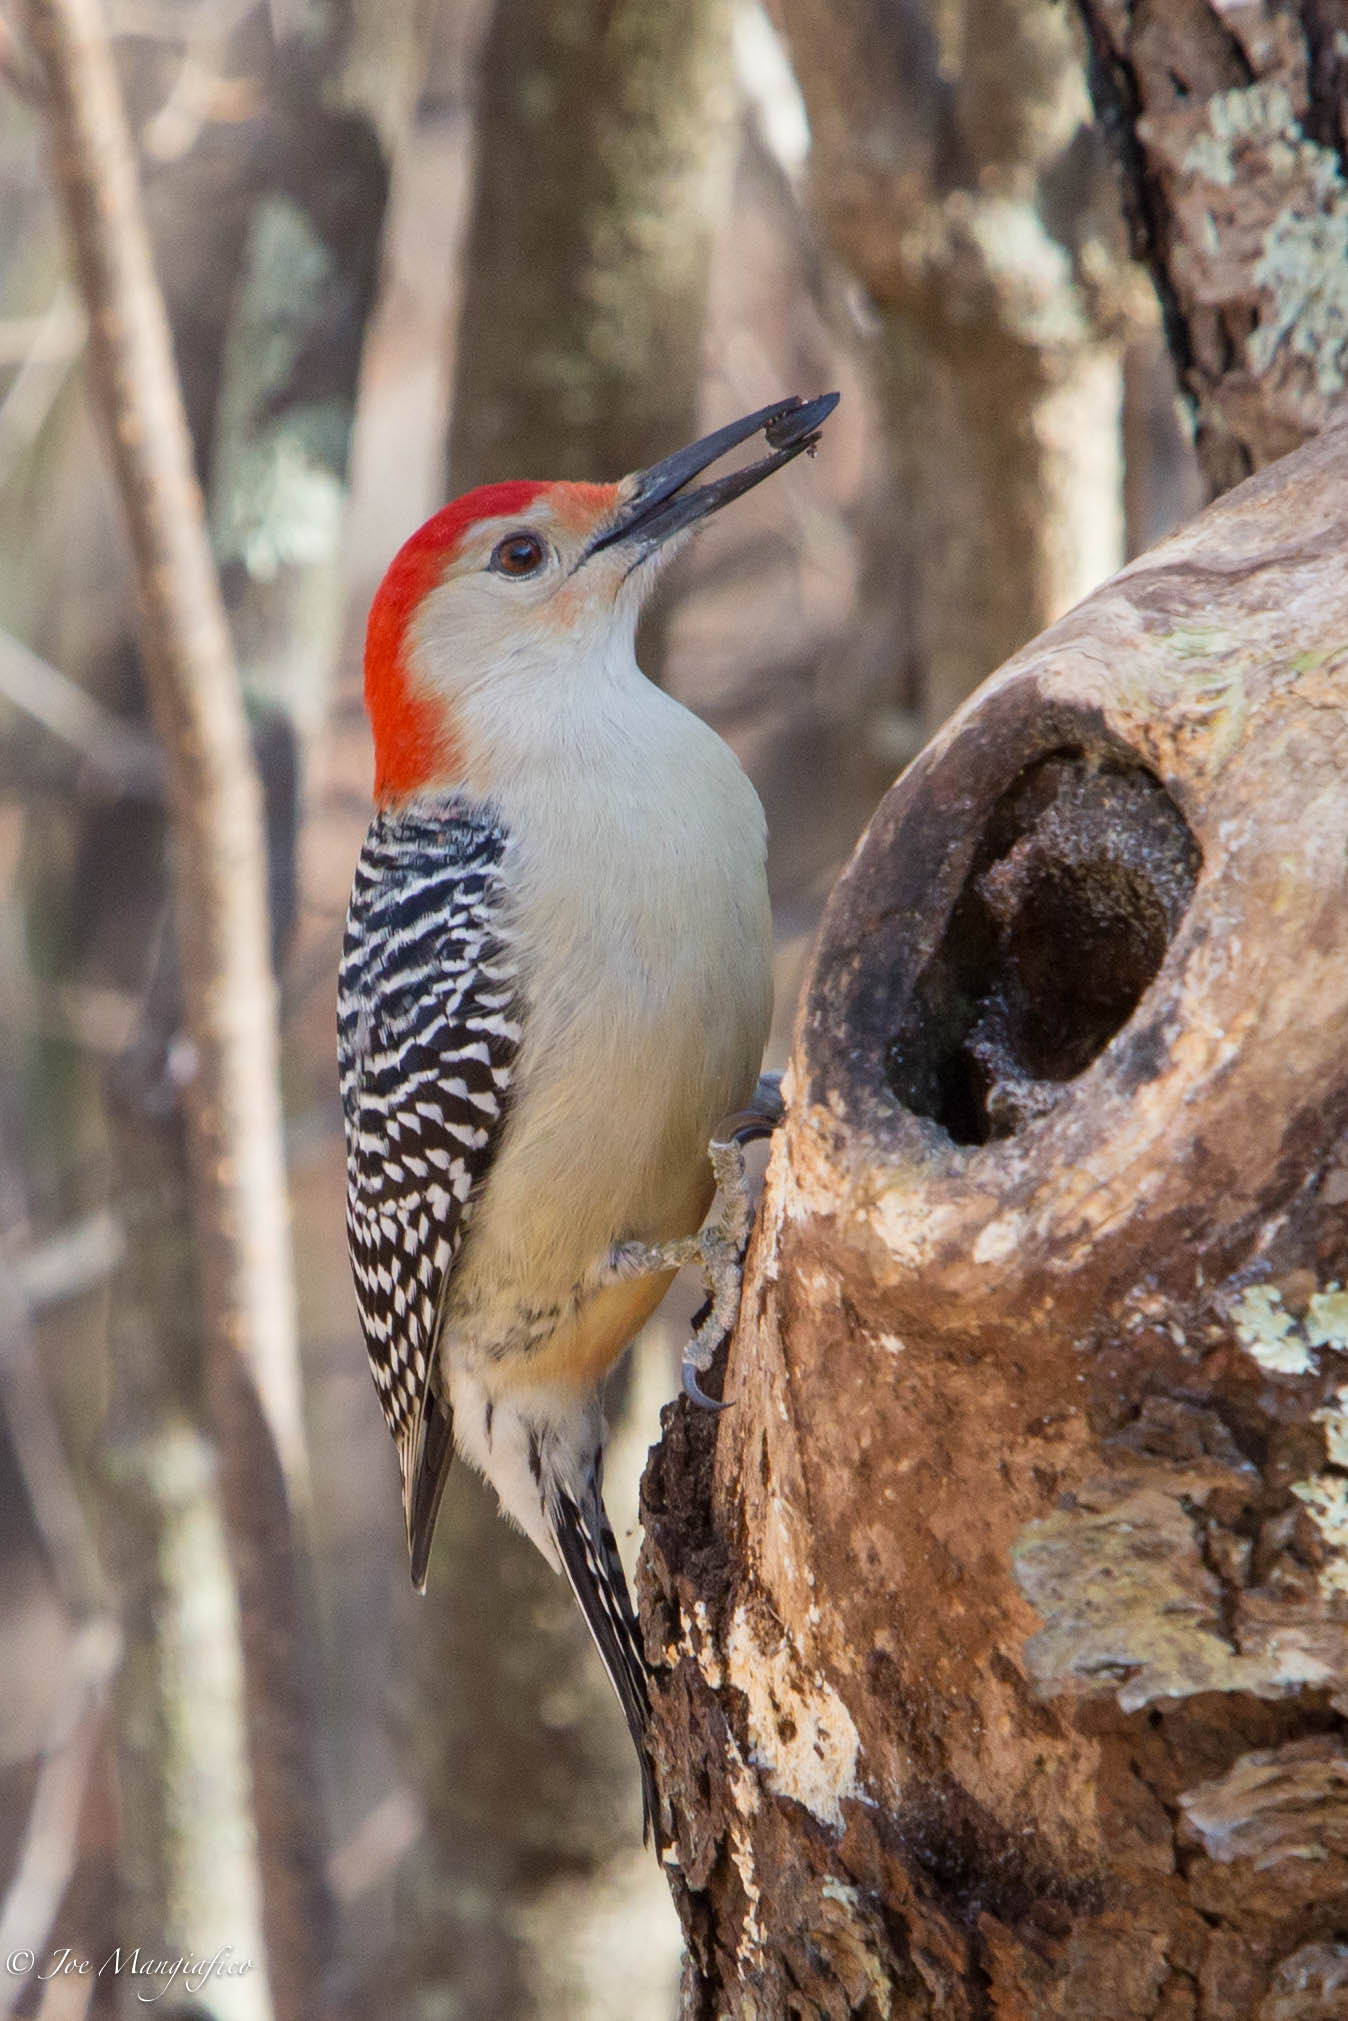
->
xmin=448 ymin=0 xmax=735 ymax=492
xmin=1077 ymin=0 xmax=1348 ymax=494
xmin=641 ymin=10 xmax=1348 ymax=2013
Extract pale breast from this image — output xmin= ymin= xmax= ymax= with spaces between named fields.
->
xmin=448 ymin=688 xmax=773 ymax=1333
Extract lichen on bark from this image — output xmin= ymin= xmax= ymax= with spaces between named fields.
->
xmin=642 ymin=419 xmax=1348 ymax=2019
xmin=1077 ymin=0 xmax=1348 ymax=489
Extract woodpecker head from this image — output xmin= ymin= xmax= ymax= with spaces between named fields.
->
xmin=363 ymin=393 xmax=839 ymax=803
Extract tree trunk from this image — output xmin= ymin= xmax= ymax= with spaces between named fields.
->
xmin=643 ymin=415 xmax=1348 ymax=2017
xmin=775 ymin=0 xmax=1130 ymax=734
xmin=446 ymin=0 xmax=737 ymax=689
xmin=448 ymin=0 xmax=736 ymax=492
xmin=1077 ymin=0 xmax=1348 ymax=495
xmin=398 ymin=3 xmax=736 ymax=2013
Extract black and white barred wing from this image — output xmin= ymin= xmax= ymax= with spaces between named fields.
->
xmin=338 ymin=802 xmax=520 ymax=1568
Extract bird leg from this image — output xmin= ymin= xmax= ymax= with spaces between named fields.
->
xmin=603 ymin=1074 xmax=785 ymax=1409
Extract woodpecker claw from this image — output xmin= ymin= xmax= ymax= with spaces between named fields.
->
xmin=683 ymin=1360 xmax=732 ymax=1411
xmin=718 ymin=1070 xmax=785 ymax=1147
xmin=597 ymin=1088 xmax=789 ymax=1415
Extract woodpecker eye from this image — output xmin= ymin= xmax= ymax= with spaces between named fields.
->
xmin=490 ymin=531 xmax=548 ymax=578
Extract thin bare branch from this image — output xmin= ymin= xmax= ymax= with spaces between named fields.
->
xmin=0 ymin=1192 xmax=119 ymax=2013
xmin=0 ymin=627 xmax=161 ymax=796
xmin=0 ymin=1624 xmax=118 ymax=2020
xmin=19 ymin=0 xmax=332 ymax=2011
xmin=13 ymin=1207 xmax=125 ymax=1310
xmin=0 ymin=9 xmax=45 ymax=103
xmin=0 ymin=296 xmax=81 ymax=364
xmin=0 ymin=291 xmax=82 ymax=487
xmin=0 ymin=1246 xmax=109 ymax=1629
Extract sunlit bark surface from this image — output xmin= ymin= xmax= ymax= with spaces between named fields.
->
xmin=645 ymin=417 xmax=1348 ymax=2019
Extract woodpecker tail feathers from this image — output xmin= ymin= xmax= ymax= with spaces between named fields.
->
xmin=550 ymin=1473 xmax=661 ymax=1850
xmin=403 ymin=1384 xmax=456 ymax=1593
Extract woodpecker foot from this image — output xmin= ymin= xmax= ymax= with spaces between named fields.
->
xmin=680 ymin=1081 xmax=786 ymax=1407
xmin=603 ymin=1137 xmax=749 ymax=1292
xmin=603 ymin=1079 xmax=786 ymax=1409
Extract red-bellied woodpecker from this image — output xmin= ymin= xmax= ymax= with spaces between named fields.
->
xmin=338 ymin=394 xmax=838 ymax=1839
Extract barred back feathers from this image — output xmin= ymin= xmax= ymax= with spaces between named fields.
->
xmin=338 ymin=798 xmax=520 ymax=1449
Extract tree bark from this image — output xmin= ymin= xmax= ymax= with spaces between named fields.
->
xmin=1077 ymin=0 xmax=1348 ymax=495
xmin=643 ymin=414 xmax=1348 ymax=2017
xmin=446 ymin=0 xmax=738 ymax=704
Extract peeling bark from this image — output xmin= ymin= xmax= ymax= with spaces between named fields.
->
xmin=1077 ymin=0 xmax=1348 ymax=493
xmin=643 ymin=418 xmax=1348 ymax=2017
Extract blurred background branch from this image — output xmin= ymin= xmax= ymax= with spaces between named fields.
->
xmin=0 ymin=625 xmax=160 ymax=797
xmin=15 ymin=0 xmax=337 ymax=2012
xmin=0 ymin=1134 xmax=117 ymax=2018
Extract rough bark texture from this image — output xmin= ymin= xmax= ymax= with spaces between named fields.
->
xmin=642 ymin=416 xmax=1348 ymax=2018
xmin=1077 ymin=0 xmax=1348 ymax=495
xmin=775 ymin=0 xmax=1130 ymax=732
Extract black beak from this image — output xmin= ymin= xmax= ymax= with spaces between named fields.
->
xmin=587 ymin=393 xmax=839 ymax=559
